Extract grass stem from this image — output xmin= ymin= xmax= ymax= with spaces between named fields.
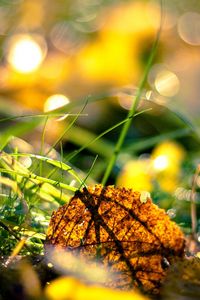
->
xmin=101 ymin=0 xmax=163 ymax=186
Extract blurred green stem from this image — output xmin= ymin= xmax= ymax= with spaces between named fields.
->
xmin=40 ymin=116 xmax=49 ymax=176
xmin=101 ymin=1 xmax=163 ymax=186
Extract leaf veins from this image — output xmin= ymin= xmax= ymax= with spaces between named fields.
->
xmin=46 ymin=185 xmax=185 ymax=294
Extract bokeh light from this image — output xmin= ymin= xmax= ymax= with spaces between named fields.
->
xmin=154 ymin=70 xmax=180 ymax=97
xmin=178 ymin=12 xmax=200 ymax=45
xmin=6 ymin=34 xmax=47 ymax=73
xmin=50 ymin=21 xmax=81 ymax=54
xmin=151 ymin=141 xmax=185 ymax=193
xmin=167 ymin=208 xmax=176 ymax=219
xmin=174 ymin=187 xmax=193 ymax=202
xmin=118 ymin=93 xmax=134 ymax=110
xmin=19 ymin=156 xmax=32 ymax=168
xmin=153 ymin=155 xmax=169 ymax=171
xmin=44 ymin=94 xmax=70 ymax=113
xmin=152 ymin=141 xmax=185 ymax=172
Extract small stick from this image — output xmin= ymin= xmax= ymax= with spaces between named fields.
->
xmin=4 ymin=237 xmax=27 ymax=266
xmin=0 ymin=220 xmax=33 ymax=262
xmin=190 ymin=164 xmax=200 ymax=240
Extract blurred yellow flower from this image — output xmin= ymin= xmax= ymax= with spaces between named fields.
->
xmin=1 ymin=1 xmax=161 ymax=109
xmin=39 ymin=53 xmax=71 ymax=90
xmin=0 ymin=52 xmax=71 ymax=110
xmin=151 ymin=140 xmax=185 ymax=192
xmin=45 ymin=277 xmax=148 ymax=300
xmin=75 ymin=1 xmax=160 ymax=86
xmin=76 ymin=35 xmax=139 ymax=85
xmin=158 ymin=175 xmax=180 ymax=193
xmin=102 ymin=1 xmax=160 ymax=37
xmin=117 ymin=159 xmax=153 ymax=192
xmin=152 ymin=140 xmax=185 ymax=174
xmin=117 ymin=141 xmax=185 ymax=194
xmin=13 ymin=89 xmax=46 ymax=110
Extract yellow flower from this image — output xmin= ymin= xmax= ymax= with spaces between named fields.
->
xmin=75 ymin=34 xmax=139 ymax=85
xmin=151 ymin=140 xmax=185 ymax=192
xmin=102 ymin=1 xmax=160 ymax=38
xmin=117 ymin=159 xmax=153 ymax=192
xmin=158 ymin=175 xmax=179 ymax=193
xmin=45 ymin=276 xmax=148 ymax=300
xmin=75 ymin=1 xmax=160 ymax=86
xmin=151 ymin=140 xmax=185 ymax=174
xmin=117 ymin=141 xmax=185 ymax=194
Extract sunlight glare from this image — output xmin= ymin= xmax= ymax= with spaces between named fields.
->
xmin=19 ymin=156 xmax=32 ymax=168
xmin=44 ymin=94 xmax=70 ymax=113
xmin=7 ymin=35 xmax=46 ymax=73
xmin=178 ymin=12 xmax=200 ymax=45
xmin=155 ymin=70 xmax=180 ymax=97
xmin=153 ymin=155 xmax=169 ymax=171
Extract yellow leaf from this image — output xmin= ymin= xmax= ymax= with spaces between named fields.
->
xmin=46 ymin=185 xmax=185 ymax=294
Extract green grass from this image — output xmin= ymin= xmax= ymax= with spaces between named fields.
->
xmin=0 ymin=0 xmax=199 ymax=258
xmin=0 ymin=91 xmax=199 ymax=257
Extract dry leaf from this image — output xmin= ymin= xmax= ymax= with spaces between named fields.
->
xmin=46 ymin=185 xmax=185 ymax=294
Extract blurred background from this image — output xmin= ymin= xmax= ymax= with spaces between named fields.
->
xmin=0 ymin=0 xmax=200 ymax=234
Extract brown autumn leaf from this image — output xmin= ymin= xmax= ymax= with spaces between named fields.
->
xmin=46 ymin=185 xmax=185 ymax=294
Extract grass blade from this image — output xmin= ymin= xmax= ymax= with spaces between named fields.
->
xmin=11 ymin=153 xmax=84 ymax=185
xmin=0 ymin=152 xmax=77 ymax=203
xmin=101 ymin=1 xmax=163 ymax=185
xmin=65 ymin=109 xmax=151 ymax=161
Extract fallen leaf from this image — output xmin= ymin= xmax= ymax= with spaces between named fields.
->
xmin=46 ymin=185 xmax=185 ymax=294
